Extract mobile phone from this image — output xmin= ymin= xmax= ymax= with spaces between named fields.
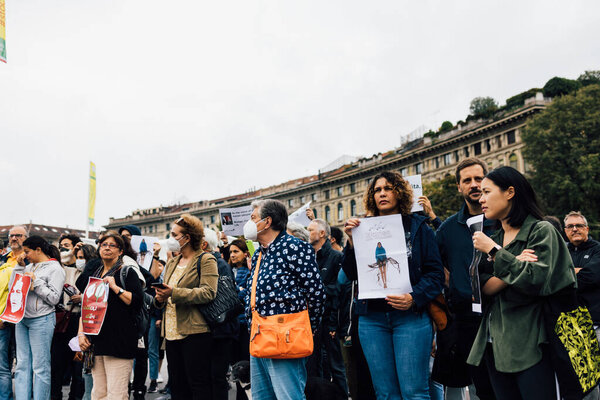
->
xmin=151 ymin=283 xmax=167 ymax=289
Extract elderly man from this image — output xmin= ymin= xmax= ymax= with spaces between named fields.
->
xmin=0 ymin=225 xmax=29 ymax=399
xmin=306 ymin=219 xmax=348 ymax=395
xmin=564 ymin=211 xmax=600 ymax=337
xmin=244 ymin=199 xmax=325 ymax=400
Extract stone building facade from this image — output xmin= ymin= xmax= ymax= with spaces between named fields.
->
xmin=106 ymin=94 xmax=550 ymax=237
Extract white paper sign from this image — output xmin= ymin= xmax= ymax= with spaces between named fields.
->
xmin=130 ymin=235 xmax=159 ymax=270
xmin=406 ymin=174 xmax=424 ymax=212
xmin=466 ymin=214 xmax=484 ymax=313
xmin=352 ymin=215 xmax=413 ymax=299
xmin=288 ymin=202 xmax=312 ymax=227
xmin=219 ymin=205 xmax=253 ymax=236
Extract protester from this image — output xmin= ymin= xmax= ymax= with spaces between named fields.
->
xmin=78 ymin=232 xmax=143 ymax=400
xmin=243 ymin=199 xmax=325 ymax=400
xmin=468 ymin=166 xmax=576 ymax=399
xmin=342 ymin=171 xmax=445 ymax=399
xmin=153 ymin=214 xmax=218 ymax=400
xmin=286 ymin=221 xmax=310 ymax=242
xmin=329 ymin=226 xmax=345 ymax=252
xmin=417 ymin=195 xmax=443 ymax=230
xmin=11 ymin=235 xmax=66 ymax=400
xmin=0 ymin=225 xmax=28 ymax=400
xmin=51 ymin=233 xmax=85 ymax=400
xmin=306 ymin=218 xmax=348 ymax=395
xmin=204 ymin=228 xmax=240 ymax=400
xmin=434 ymin=158 xmax=496 ymax=400
xmin=564 ymin=211 xmax=600 ymax=340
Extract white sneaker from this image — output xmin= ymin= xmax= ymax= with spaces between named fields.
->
xmin=157 ymin=373 xmax=164 ymax=383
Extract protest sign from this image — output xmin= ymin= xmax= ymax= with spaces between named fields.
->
xmin=0 ymin=0 xmax=6 ymax=63
xmin=130 ymin=235 xmax=159 ymax=270
xmin=466 ymin=214 xmax=484 ymax=313
xmin=288 ymin=202 xmax=312 ymax=227
xmin=81 ymin=277 xmax=109 ymax=335
xmin=0 ymin=273 xmax=31 ymax=323
xmin=352 ymin=215 xmax=413 ymax=299
xmin=406 ymin=175 xmax=424 ymax=212
xmin=219 ymin=205 xmax=253 ymax=236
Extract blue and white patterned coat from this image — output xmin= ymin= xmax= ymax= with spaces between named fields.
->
xmin=244 ymin=231 xmax=325 ymax=332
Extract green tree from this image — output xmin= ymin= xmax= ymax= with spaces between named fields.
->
xmin=521 ymin=84 xmax=600 ymax=233
xmin=439 ymin=121 xmax=454 ymax=133
xmin=469 ymin=97 xmax=498 ymax=119
xmin=578 ymin=70 xmax=600 ymax=87
xmin=542 ymin=77 xmax=581 ymax=97
xmin=423 ymin=174 xmax=463 ymax=221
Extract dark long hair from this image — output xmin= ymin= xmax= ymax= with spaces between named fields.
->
xmin=485 ymin=166 xmax=544 ymax=227
xmin=76 ymin=244 xmax=99 ymax=262
xmin=229 ymin=238 xmax=249 ymax=267
xmin=23 ymin=236 xmax=62 ymax=265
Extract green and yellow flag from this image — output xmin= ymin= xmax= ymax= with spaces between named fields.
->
xmin=0 ymin=0 xmax=6 ymax=63
xmin=88 ymin=162 xmax=96 ymax=225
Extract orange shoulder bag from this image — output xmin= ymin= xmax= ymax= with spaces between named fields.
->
xmin=249 ymin=252 xmax=314 ymax=359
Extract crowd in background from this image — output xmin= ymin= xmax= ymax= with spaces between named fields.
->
xmin=0 ymin=158 xmax=598 ymax=400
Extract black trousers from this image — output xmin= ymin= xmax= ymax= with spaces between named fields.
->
xmin=132 ymin=329 xmax=150 ymax=392
xmin=210 ymin=338 xmax=233 ymax=400
xmin=484 ymin=344 xmax=556 ymax=400
xmin=166 ymin=333 xmax=213 ymax=400
xmin=51 ymin=315 xmax=84 ymax=400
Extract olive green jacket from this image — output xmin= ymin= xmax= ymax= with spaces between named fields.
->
xmin=154 ymin=251 xmax=218 ymax=336
xmin=467 ymin=215 xmax=577 ymax=372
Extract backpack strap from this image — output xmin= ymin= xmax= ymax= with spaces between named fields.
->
xmin=119 ymin=264 xmax=130 ymax=289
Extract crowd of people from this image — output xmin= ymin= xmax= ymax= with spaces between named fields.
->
xmin=0 ymin=158 xmax=598 ymax=400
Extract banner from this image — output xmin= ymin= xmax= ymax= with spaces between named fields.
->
xmin=130 ymin=235 xmax=159 ymax=270
xmin=0 ymin=273 xmax=32 ymax=323
xmin=288 ymin=202 xmax=312 ymax=227
xmin=219 ymin=205 xmax=253 ymax=236
xmin=406 ymin=175 xmax=424 ymax=212
xmin=0 ymin=0 xmax=6 ymax=63
xmin=88 ymin=162 xmax=96 ymax=225
xmin=81 ymin=277 xmax=109 ymax=335
xmin=466 ymin=214 xmax=484 ymax=313
xmin=352 ymin=215 xmax=413 ymax=299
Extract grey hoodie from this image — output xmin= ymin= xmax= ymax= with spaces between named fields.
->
xmin=9 ymin=260 xmax=66 ymax=319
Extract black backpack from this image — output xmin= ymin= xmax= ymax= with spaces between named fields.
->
xmin=119 ymin=265 xmax=152 ymax=338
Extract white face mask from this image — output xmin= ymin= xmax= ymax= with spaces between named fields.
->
xmin=60 ymin=250 xmax=74 ymax=264
xmin=243 ymin=218 xmax=266 ymax=242
xmin=166 ymin=236 xmax=181 ymax=252
xmin=75 ymin=259 xmax=86 ymax=271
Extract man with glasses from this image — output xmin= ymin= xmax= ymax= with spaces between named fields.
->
xmin=0 ymin=225 xmax=28 ymax=399
xmin=564 ymin=211 xmax=600 ymax=340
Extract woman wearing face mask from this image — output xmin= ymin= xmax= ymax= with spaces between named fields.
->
xmin=153 ymin=214 xmax=219 ymax=400
xmin=228 ymin=239 xmax=252 ymax=367
xmin=11 ymin=235 xmax=66 ymax=400
xmin=467 ymin=167 xmax=576 ymax=399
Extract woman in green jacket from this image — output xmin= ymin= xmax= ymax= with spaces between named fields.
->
xmin=468 ymin=167 xmax=576 ymax=400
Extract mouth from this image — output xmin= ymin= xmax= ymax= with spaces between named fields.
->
xmin=379 ymin=200 xmax=389 ymax=205
xmin=482 ymin=207 xmax=488 ymax=212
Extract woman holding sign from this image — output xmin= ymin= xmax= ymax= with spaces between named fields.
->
xmin=78 ymin=232 xmax=143 ymax=400
xmin=342 ymin=171 xmax=444 ymax=400
xmin=8 ymin=236 xmax=65 ymax=400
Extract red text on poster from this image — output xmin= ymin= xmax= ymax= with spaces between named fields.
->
xmin=81 ymin=277 xmax=109 ymax=335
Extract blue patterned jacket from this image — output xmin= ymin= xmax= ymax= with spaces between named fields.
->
xmin=244 ymin=231 xmax=325 ymax=332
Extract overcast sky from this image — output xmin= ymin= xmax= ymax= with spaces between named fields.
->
xmin=1 ymin=0 xmax=598 ymax=231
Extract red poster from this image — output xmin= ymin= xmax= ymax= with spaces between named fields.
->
xmin=0 ymin=273 xmax=32 ymax=323
xmin=81 ymin=277 xmax=109 ymax=335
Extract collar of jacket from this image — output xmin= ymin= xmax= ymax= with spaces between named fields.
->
xmin=260 ymin=230 xmax=287 ymax=255
xmin=567 ymin=238 xmax=600 ymax=251
xmin=492 ymin=214 xmax=539 ymax=243
xmin=316 ymin=239 xmax=332 ymax=261
xmin=457 ymin=203 xmax=496 ymax=229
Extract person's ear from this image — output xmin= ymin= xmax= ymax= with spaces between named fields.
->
xmin=505 ymin=186 xmax=515 ymax=201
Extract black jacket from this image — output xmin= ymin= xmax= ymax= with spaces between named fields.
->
xmin=210 ymin=251 xmax=240 ymax=339
xmin=569 ymin=239 xmax=600 ymax=324
xmin=316 ymin=240 xmax=343 ymax=332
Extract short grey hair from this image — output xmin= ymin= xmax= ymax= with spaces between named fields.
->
xmin=564 ymin=211 xmax=588 ymax=227
xmin=251 ymin=199 xmax=288 ymax=232
xmin=311 ymin=219 xmax=331 ymax=236
xmin=287 ymin=222 xmax=309 ymax=242
xmin=203 ymin=228 xmax=219 ymax=251
xmin=9 ymin=225 xmax=29 ymax=237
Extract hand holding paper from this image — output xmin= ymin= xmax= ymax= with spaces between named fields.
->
xmin=472 ymin=231 xmax=497 ymax=254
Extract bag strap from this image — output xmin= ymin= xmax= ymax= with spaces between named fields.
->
xmin=250 ymin=252 xmax=263 ymax=311
xmin=119 ymin=265 xmax=129 ymax=289
xmin=195 ymin=252 xmax=208 ymax=282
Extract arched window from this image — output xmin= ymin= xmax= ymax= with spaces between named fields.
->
xmin=509 ymin=153 xmax=518 ymax=169
xmin=337 ymin=203 xmax=344 ymax=221
xmin=312 ymin=208 xmax=318 ymax=218
xmin=350 ymin=200 xmax=357 ymax=217
xmin=325 ymin=206 xmax=331 ymax=223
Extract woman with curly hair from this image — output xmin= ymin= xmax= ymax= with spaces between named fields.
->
xmin=342 ymin=171 xmax=444 ymax=400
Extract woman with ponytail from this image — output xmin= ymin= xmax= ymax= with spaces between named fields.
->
xmin=11 ymin=235 xmax=66 ymax=400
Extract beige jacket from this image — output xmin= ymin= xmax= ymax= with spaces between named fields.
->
xmin=155 ymin=250 xmax=218 ymax=336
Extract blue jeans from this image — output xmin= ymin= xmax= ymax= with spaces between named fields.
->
xmin=15 ymin=313 xmax=56 ymax=400
xmin=148 ymin=316 xmax=160 ymax=380
xmin=82 ymin=371 xmax=93 ymax=400
xmin=250 ymin=356 xmax=307 ymax=400
xmin=0 ymin=325 xmax=13 ymax=400
xmin=359 ymin=310 xmax=433 ymax=400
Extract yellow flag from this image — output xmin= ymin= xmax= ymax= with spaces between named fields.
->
xmin=88 ymin=162 xmax=96 ymax=225
xmin=0 ymin=0 xmax=6 ymax=63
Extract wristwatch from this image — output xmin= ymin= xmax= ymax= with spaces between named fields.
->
xmin=487 ymin=244 xmax=502 ymax=261
xmin=118 ymin=288 xmax=125 ymax=295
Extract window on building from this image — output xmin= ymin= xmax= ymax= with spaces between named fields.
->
xmin=453 ymin=151 xmax=459 ymax=163
xmin=485 ymin=139 xmax=491 ymax=152
xmin=311 ymin=193 xmax=317 ymax=202
xmin=210 ymin=215 xmax=215 ymax=224
xmin=496 ymin=136 xmax=502 ymax=148
xmin=443 ymin=153 xmax=452 ymax=166
xmin=434 ymin=157 xmax=439 ymax=169
xmin=288 ymin=199 xmax=294 ymax=207
xmin=507 ymin=130 xmax=516 ymax=144
xmin=350 ymin=200 xmax=357 ymax=217
xmin=400 ymin=168 xmax=407 ymax=176
xmin=464 ymin=147 xmax=469 ymax=157
xmin=300 ymin=195 xmax=305 ymax=204
xmin=350 ymin=183 xmax=356 ymax=193
xmin=313 ymin=208 xmax=318 ymax=218
xmin=337 ymin=203 xmax=344 ymax=221
xmin=324 ymin=190 xmax=330 ymax=200
xmin=166 ymin=223 xmax=171 ymax=232
xmin=325 ymin=206 xmax=331 ymax=222
xmin=149 ymin=225 xmax=153 ymax=233
xmin=366 ymin=177 xmax=372 ymax=185
xmin=474 ymin=142 xmax=482 ymax=155
xmin=509 ymin=153 xmax=518 ymax=169
xmin=337 ymin=186 xmax=343 ymax=197
xmin=415 ymin=162 xmax=423 ymax=174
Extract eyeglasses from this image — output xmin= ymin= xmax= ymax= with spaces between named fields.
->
xmin=8 ymin=234 xmax=24 ymax=238
xmin=100 ymin=243 xmax=120 ymax=249
xmin=565 ymin=224 xmax=587 ymax=230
